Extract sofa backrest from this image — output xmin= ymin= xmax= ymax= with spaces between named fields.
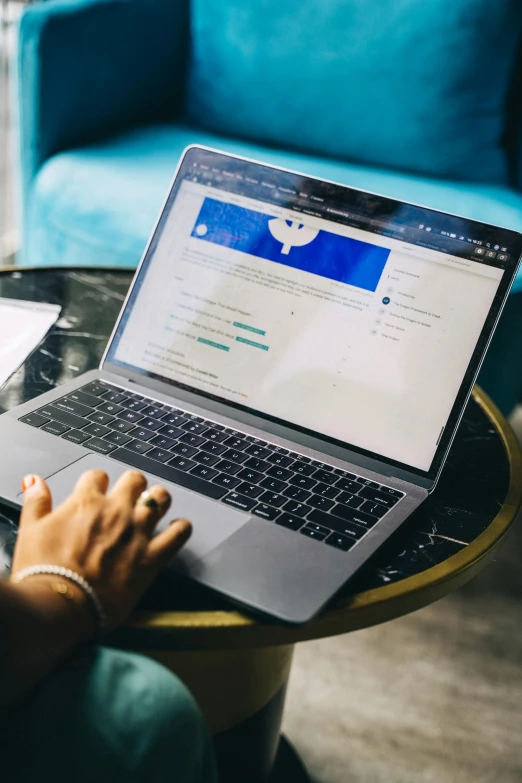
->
xmin=187 ymin=0 xmax=522 ymax=186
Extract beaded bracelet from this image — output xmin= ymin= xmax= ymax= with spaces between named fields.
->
xmin=13 ymin=565 xmax=107 ymax=634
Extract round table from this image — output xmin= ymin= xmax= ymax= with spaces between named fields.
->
xmin=1 ymin=267 xmax=521 ymax=782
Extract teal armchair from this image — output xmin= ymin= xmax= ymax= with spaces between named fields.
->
xmin=16 ymin=0 xmax=522 ymax=412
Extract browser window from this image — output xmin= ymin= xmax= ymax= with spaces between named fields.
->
xmin=112 ymin=174 xmax=504 ymax=472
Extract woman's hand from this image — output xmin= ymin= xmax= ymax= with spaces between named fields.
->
xmin=11 ymin=469 xmax=192 ymax=632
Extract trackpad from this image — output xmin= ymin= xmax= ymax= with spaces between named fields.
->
xmin=37 ymin=455 xmax=250 ymax=567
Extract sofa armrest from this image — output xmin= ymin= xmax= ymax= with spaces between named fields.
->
xmin=18 ymin=0 xmax=190 ymax=199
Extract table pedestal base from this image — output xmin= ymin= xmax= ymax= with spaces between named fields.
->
xmin=145 ymin=645 xmax=296 ymax=782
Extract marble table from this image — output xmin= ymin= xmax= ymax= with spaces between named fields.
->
xmin=1 ymin=267 xmax=521 ymax=783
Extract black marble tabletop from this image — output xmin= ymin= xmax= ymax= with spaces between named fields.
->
xmin=0 ymin=268 xmax=511 ymax=605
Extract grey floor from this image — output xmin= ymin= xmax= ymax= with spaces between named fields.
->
xmin=283 ymin=410 xmax=522 ymax=783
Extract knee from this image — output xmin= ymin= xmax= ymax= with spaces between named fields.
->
xmin=87 ymin=647 xmax=215 ymax=779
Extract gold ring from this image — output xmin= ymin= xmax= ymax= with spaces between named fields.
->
xmin=137 ymin=490 xmax=161 ymax=512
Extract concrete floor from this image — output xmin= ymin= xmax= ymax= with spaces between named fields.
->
xmin=283 ymin=411 xmax=522 ymax=783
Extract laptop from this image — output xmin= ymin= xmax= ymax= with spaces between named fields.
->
xmin=0 ymin=146 xmax=520 ymax=624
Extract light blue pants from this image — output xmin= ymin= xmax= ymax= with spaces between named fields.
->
xmin=2 ymin=646 xmax=217 ymax=783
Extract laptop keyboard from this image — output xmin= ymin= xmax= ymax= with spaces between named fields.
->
xmin=18 ymin=381 xmax=405 ymax=553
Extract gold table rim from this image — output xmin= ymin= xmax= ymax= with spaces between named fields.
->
xmin=3 ymin=266 xmax=521 ymax=645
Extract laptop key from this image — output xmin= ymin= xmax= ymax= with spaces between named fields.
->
xmin=125 ymin=439 xmax=153 ymax=455
xmin=41 ymin=421 xmax=70 ymax=436
xmin=245 ymin=445 xmax=272 ymax=460
xmin=139 ymin=418 xmax=164 ymax=432
xmin=132 ymin=427 xmax=158 ymax=442
xmin=161 ymin=412 xmax=188 ymax=427
xmin=88 ymin=411 xmax=115 ymax=427
xmin=290 ymin=460 xmax=316 ymax=476
xmin=358 ymin=479 xmax=380 ymax=489
xmin=168 ymin=456 xmax=197 ymax=471
xmin=329 ymin=504 xmax=378 ymax=528
xmin=96 ymin=401 xmax=125 ymax=416
xmin=308 ymin=510 xmax=366 ymax=540
xmin=252 ymin=503 xmax=280 ymax=521
xmin=302 ymin=522 xmax=330 ymax=537
xmin=335 ymin=477 xmax=364 ymax=493
xmin=205 ymin=429 xmax=229 ymax=444
xmin=104 ymin=431 xmax=133 ymax=447
xmin=192 ymin=451 xmax=220 ymax=467
xmin=325 ymin=532 xmax=356 ymax=552
xmin=200 ymin=441 xmax=228 ymax=456
xmin=112 ymin=449 xmax=226 ymax=499
xmin=282 ymin=486 xmax=311 ymax=503
xmin=222 ymin=493 xmax=257 ymax=512
xmin=212 ymin=473 xmax=241 ymax=490
xmin=266 ymin=465 xmax=292 ymax=481
xmin=180 ymin=433 xmax=206 ymax=448
xmin=117 ymin=410 xmax=144 ymax=424
xmin=214 ymin=459 xmax=244 ymax=476
xmin=288 ymin=475 xmax=316 ymax=490
xmin=183 ymin=421 xmax=210 ymax=436
xmin=61 ymin=428 xmax=91 ymax=445
xmin=333 ymin=469 xmax=356 ymax=478
xmin=259 ymin=477 xmax=286 ymax=493
xmin=19 ymin=412 xmax=50 ymax=428
xmin=360 ymin=500 xmax=388 ymax=518
xmin=84 ymin=437 xmax=117 ymax=455
xmin=120 ymin=398 xmax=147 ymax=412
xmin=310 ymin=469 xmax=337 ymax=486
xmin=359 ymin=487 xmax=399 ymax=508
xmin=83 ymin=422 xmax=111 ymax=438
xmin=312 ymin=461 xmax=334 ymax=472
xmin=67 ymin=390 xmax=101 ymax=408
xmin=108 ymin=419 xmax=136 ymax=434
xmin=236 ymin=482 xmax=264 ymax=499
xmin=244 ymin=457 xmax=271 ymax=473
xmin=282 ymin=501 xmax=311 ymax=517
xmin=81 ymin=381 xmax=110 ymax=397
xmin=276 ymin=514 xmax=304 ymax=532
xmin=223 ymin=448 xmax=249 ymax=464
xmin=140 ymin=405 xmax=165 ymax=420
xmin=101 ymin=390 xmax=128 ymax=405
xmin=145 ymin=448 xmax=172 ymax=464
xmin=149 ymin=435 xmax=177 ymax=450
xmin=158 ymin=424 xmax=184 ymax=439
xmin=190 ymin=464 xmax=219 ymax=481
xmin=336 ymin=492 xmax=363 ymax=509
xmin=237 ymin=468 xmax=264 ymax=484
xmin=378 ymin=486 xmax=404 ymax=498
xmin=307 ymin=495 xmax=334 ymax=511
xmin=258 ymin=491 xmax=286 ymax=508
xmin=267 ymin=454 xmax=293 ymax=468
xmin=314 ymin=482 xmax=341 ymax=499
xmin=171 ymin=443 xmax=198 ymax=458
xmin=42 ymin=406 xmax=88 ymax=430
xmin=223 ymin=436 xmax=248 ymax=450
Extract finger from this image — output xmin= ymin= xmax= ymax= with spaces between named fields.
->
xmin=73 ymin=469 xmax=110 ymax=497
xmin=108 ymin=470 xmax=148 ymax=508
xmin=133 ymin=485 xmax=171 ymax=534
xmin=19 ymin=475 xmax=53 ymax=525
xmin=146 ymin=519 xmax=192 ymax=567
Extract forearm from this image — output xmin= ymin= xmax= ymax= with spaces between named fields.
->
xmin=0 ymin=578 xmax=89 ymax=708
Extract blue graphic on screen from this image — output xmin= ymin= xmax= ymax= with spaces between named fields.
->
xmin=191 ymin=198 xmax=389 ymax=292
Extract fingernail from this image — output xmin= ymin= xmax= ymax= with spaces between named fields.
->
xmin=21 ymin=475 xmax=36 ymax=492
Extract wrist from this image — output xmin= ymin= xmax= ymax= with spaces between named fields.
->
xmin=12 ymin=576 xmax=95 ymax=644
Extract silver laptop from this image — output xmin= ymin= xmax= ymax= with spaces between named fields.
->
xmin=0 ymin=146 xmax=520 ymax=624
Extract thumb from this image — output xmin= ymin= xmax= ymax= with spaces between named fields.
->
xmin=20 ymin=475 xmax=53 ymax=525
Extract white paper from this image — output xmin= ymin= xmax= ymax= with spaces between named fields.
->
xmin=0 ymin=298 xmax=61 ymax=388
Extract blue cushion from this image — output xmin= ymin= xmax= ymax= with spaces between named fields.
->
xmin=26 ymin=123 xmax=522 ymax=295
xmin=188 ymin=0 xmax=522 ymax=184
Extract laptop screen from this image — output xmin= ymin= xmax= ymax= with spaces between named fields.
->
xmin=105 ymin=147 xmax=521 ymax=477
